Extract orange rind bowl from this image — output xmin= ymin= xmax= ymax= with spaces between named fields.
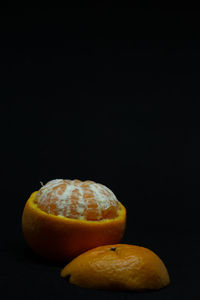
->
xmin=22 ymin=190 xmax=126 ymax=262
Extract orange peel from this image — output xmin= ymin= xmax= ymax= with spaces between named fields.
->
xmin=22 ymin=189 xmax=126 ymax=262
xmin=61 ymin=244 xmax=170 ymax=291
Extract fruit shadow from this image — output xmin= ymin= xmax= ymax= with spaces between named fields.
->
xmin=22 ymin=243 xmax=69 ymax=268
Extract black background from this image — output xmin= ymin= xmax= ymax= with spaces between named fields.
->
xmin=1 ymin=8 xmax=199 ymax=299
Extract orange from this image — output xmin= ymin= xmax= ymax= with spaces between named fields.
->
xmin=36 ymin=179 xmax=121 ymax=221
xmin=22 ymin=179 xmax=126 ymax=261
xmin=61 ymin=244 xmax=170 ymax=291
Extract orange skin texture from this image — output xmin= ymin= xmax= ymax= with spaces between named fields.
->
xmin=22 ymin=192 xmax=126 ymax=262
xmin=61 ymin=244 xmax=170 ymax=291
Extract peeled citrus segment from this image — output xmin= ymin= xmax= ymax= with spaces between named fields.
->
xmin=61 ymin=244 xmax=170 ymax=291
xmin=35 ymin=179 xmax=121 ymax=221
xmin=22 ymin=180 xmax=126 ymax=262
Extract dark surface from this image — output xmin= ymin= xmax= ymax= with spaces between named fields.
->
xmin=1 ymin=9 xmax=199 ymax=299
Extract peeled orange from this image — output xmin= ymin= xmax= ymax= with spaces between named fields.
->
xmin=22 ymin=179 xmax=126 ymax=261
xmin=61 ymin=244 xmax=170 ymax=291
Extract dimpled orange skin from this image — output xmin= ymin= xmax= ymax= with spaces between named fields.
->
xmin=61 ymin=244 xmax=170 ymax=291
xmin=22 ymin=192 xmax=126 ymax=262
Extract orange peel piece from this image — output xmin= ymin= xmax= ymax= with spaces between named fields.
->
xmin=61 ymin=244 xmax=170 ymax=291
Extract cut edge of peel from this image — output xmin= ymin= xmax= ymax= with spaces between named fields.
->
xmin=27 ymin=191 xmax=126 ymax=224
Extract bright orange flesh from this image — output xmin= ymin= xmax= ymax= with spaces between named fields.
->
xmin=61 ymin=244 xmax=170 ymax=291
xmin=35 ymin=179 xmax=120 ymax=221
